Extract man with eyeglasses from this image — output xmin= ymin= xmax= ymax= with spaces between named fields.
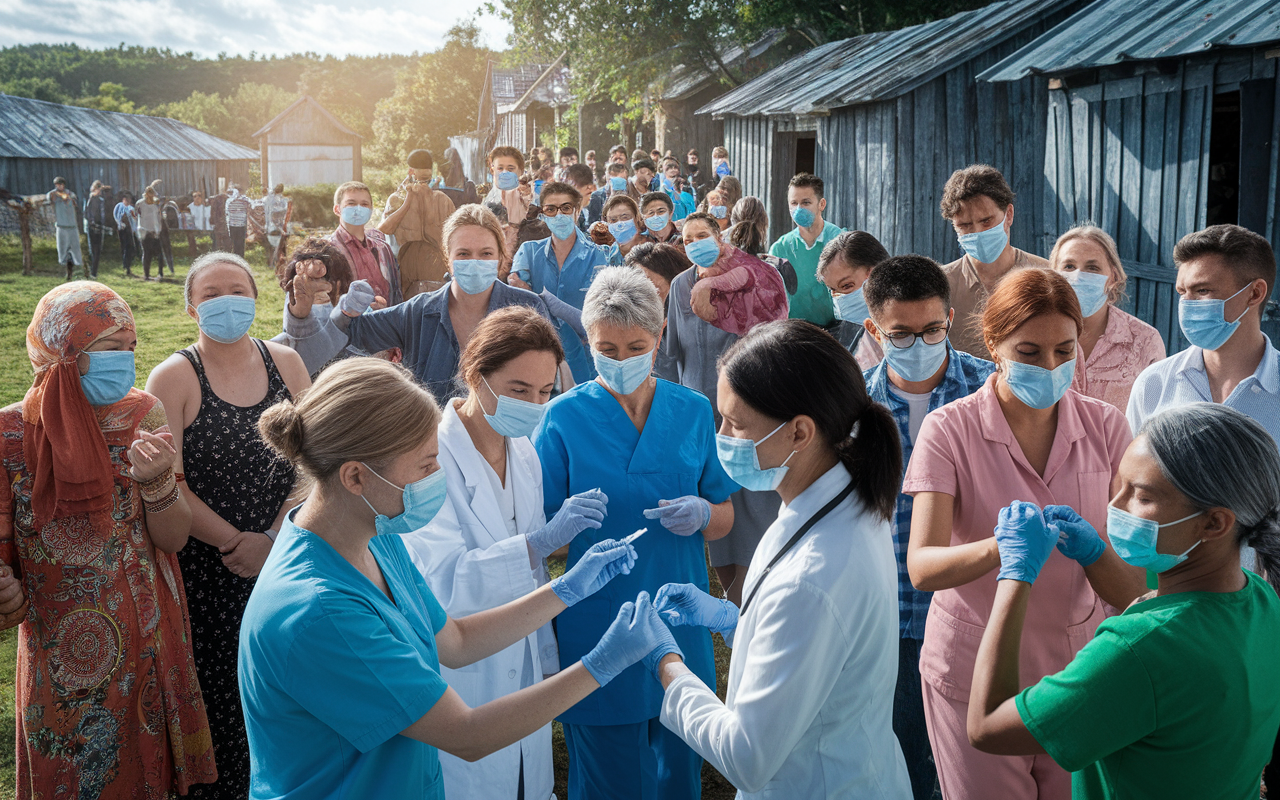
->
xmin=510 ymin=181 xmax=609 ymax=382
xmin=859 ymin=254 xmax=995 ymax=800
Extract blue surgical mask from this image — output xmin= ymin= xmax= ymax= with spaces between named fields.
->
xmin=609 ymin=176 xmax=627 ymax=192
xmin=1002 ymin=358 xmax=1076 ymax=410
xmin=709 ymin=205 xmax=728 ymax=220
xmin=957 ymin=217 xmax=1009 ymax=264
xmin=451 ymin=259 xmax=499 ymax=295
xmin=685 ymin=237 xmax=721 ymax=268
xmin=533 ymin=179 xmax=545 ymax=195
xmin=1179 ymin=282 xmax=1252 ymax=351
xmin=482 ymin=376 xmax=545 ymax=438
xmin=593 ymin=348 xmax=653 ymax=395
xmin=833 ymin=288 xmax=869 ymax=324
xmin=1063 ymin=270 xmax=1109 ymax=317
xmin=341 ymin=205 xmax=372 ymax=226
xmin=195 ymin=295 xmax=256 ymax=344
xmin=715 ymin=162 xmax=731 ymax=178
xmin=716 ymin=421 xmax=795 ymax=492
xmin=644 ymin=214 xmax=670 ymax=233
xmin=791 ymin=206 xmax=815 ymax=228
xmin=1107 ymin=506 xmax=1204 ymax=573
xmin=608 ymin=219 xmax=637 ymax=241
xmin=884 ymin=337 xmax=949 ymax=383
xmin=543 ymin=213 xmax=577 ymax=240
xmin=495 ymin=171 xmax=520 ymax=191
xmin=360 ymin=463 xmax=448 ymax=536
xmin=80 ymin=350 xmax=136 ymax=406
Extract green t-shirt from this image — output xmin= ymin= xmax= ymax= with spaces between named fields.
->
xmin=1016 ymin=570 xmax=1280 ymax=800
xmin=768 ymin=221 xmax=842 ymax=327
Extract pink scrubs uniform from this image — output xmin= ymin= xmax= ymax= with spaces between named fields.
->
xmin=902 ymin=376 xmax=1131 ymax=800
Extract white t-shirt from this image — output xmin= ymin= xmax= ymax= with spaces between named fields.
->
xmin=889 ymin=383 xmax=933 ymax=444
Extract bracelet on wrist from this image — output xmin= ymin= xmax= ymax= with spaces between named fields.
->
xmin=143 ymin=483 xmax=181 ymax=514
xmin=139 ymin=468 xmax=175 ymax=498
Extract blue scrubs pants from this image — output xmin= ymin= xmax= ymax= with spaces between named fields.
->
xmin=563 ymin=717 xmax=702 ymax=800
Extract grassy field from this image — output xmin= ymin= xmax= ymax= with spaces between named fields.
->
xmin=0 ymin=233 xmax=740 ymax=799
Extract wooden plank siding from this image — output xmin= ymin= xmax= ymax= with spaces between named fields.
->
xmin=0 ymin=157 xmax=248 ymax=200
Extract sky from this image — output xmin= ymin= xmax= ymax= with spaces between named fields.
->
xmin=0 ymin=0 xmax=513 ymax=57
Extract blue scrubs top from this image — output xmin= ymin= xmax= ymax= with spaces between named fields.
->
xmin=511 ymin=232 xmax=609 ymax=383
xmin=240 ymin=510 xmax=451 ymax=800
xmin=534 ymin=378 xmax=738 ymax=725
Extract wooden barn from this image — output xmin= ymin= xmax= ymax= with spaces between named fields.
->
xmin=253 ymin=95 xmax=362 ymax=188
xmin=695 ymin=0 xmax=1086 ymax=245
xmin=0 ymin=93 xmax=255 ymax=198
xmin=981 ymin=0 xmax=1280 ymax=352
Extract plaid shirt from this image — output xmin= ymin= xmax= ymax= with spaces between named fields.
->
xmin=865 ymin=343 xmax=996 ymax=640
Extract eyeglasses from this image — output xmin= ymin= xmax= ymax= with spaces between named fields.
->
xmin=540 ymin=203 xmax=577 ymax=216
xmin=875 ymin=321 xmax=951 ymax=349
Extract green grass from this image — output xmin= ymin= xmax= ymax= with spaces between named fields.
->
xmin=0 ymin=233 xmax=739 ymax=798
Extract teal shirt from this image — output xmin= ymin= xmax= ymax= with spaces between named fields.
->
xmin=240 ymin=510 xmax=451 ymax=800
xmin=768 ymin=220 xmax=842 ymax=326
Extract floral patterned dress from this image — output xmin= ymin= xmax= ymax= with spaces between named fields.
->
xmin=0 ymin=390 xmax=217 ymax=799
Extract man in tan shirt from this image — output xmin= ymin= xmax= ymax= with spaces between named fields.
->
xmin=380 ymin=148 xmax=455 ymax=298
xmin=939 ymin=164 xmax=1048 ymax=359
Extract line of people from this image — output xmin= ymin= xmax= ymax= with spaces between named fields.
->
xmin=3 ymin=147 xmax=1280 ymax=800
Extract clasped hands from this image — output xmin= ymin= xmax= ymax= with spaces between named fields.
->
xmin=993 ymin=500 xmax=1107 ymax=584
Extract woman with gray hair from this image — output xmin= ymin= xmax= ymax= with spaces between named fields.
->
xmin=967 ymin=402 xmax=1280 ymax=798
xmin=533 ymin=266 xmax=737 ymax=800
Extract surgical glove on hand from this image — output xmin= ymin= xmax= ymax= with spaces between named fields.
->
xmin=338 ymin=279 xmax=377 ymax=317
xmin=654 ymin=582 xmax=738 ymax=636
xmin=550 ymin=539 xmax=636 ymax=607
xmin=642 ymin=496 xmax=712 ymax=536
xmin=580 ymin=591 xmax=682 ymax=686
xmin=993 ymin=500 xmax=1058 ymax=583
xmin=1044 ymin=504 xmax=1107 ymax=567
xmin=526 ymin=489 xmax=608 ymax=558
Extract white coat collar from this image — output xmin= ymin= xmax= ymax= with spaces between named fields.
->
xmin=440 ymin=399 xmax=543 ymax=540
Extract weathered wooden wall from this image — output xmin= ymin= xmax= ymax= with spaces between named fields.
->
xmin=656 ymin=85 xmax=727 ymax=171
xmin=0 ymin=157 xmax=250 ymax=199
xmin=723 ymin=115 xmax=778 ymax=234
xmin=1043 ymin=50 xmax=1280 ymax=352
xmin=260 ymin=100 xmax=360 ymax=187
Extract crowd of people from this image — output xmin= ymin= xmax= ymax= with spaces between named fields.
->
xmin=4 ymin=141 xmax=1280 ymax=800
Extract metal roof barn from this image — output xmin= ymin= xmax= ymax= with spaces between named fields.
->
xmin=0 ymin=93 xmax=256 ymax=199
xmin=695 ymin=0 xmax=1086 ymax=247
xmin=982 ymin=0 xmax=1280 ymax=352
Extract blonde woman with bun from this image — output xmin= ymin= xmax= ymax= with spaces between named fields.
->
xmin=239 ymin=358 xmax=676 ymax=800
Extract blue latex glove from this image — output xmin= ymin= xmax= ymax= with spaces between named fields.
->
xmin=1043 ymin=504 xmax=1107 ymax=567
xmin=526 ymin=489 xmax=608 ymax=558
xmin=654 ymin=582 xmax=738 ymax=636
xmin=550 ymin=539 xmax=636 ymax=607
xmin=580 ymin=591 xmax=683 ymax=686
xmin=642 ymin=496 xmax=712 ymax=536
xmin=337 ymin=279 xmax=376 ymax=317
xmin=993 ymin=500 xmax=1058 ymax=583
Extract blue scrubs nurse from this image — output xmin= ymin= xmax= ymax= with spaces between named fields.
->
xmin=534 ymin=266 xmax=738 ymax=800
xmin=240 ymin=357 xmax=678 ymax=800
xmin=510 ymin=181 xmax=610 ymax=383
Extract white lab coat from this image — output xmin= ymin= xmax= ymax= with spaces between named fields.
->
xmin=401 ymin=399 xmax=558 ymax=800
xmin=659 ymin=463 xmax=912 ymax=799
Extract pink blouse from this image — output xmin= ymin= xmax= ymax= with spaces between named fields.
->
xmin=901 ymin=376 xmax=1132 ymax=702
xmin=1071 ymin=306 xmax=1166 ymax=413
xmin=691 ymin=245 xmax=789 ymax=336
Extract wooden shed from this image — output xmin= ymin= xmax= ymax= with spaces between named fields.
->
xmin=981 ymin=0 xmax=1280 ymax=352
xmin=696 ymin=0 xmax=1085 ymax=245
xmin=253 ymin=96 xmax=362 ymax=188
xmin=0 ymin=93 xmax=255 ymax=198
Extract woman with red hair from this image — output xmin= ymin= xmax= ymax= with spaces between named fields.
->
xmin=1 ymin=282 xmax=216 ymax=798
xmin=902 ymin=268 xmax=1146 ymax=800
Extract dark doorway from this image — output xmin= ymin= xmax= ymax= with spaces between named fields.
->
xmin=1205 ymin=90 xmax=1240 ymax=227
xmin=796 ymin=134 xmax=817 ymax=175
xmin=1239 ymin=79 xmax=1276 ymax=236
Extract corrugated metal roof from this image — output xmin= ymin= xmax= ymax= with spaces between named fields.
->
xmin=0 ymin=93 xmax=259 ymax=161
xmin=698 ymin=0 xmax=1079 ymax=117
xmin=981 ymin=0 xmax=1280 ymax=81
xmin=492 ymin=64 xmax=551 ymax=111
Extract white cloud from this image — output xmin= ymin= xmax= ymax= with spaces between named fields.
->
xmin=0 ymin=0 xmax=511 ymax=57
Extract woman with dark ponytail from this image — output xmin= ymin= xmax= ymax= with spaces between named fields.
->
xmin=968 ymin=402 xmax=1280 ymax=799
xmin=639 ymin=319 xmax=912 ymax=797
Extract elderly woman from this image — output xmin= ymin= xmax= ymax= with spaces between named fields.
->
xmin=535 ymin=267 xmax=737 ymax=800
xmin=401 ymin=307 xmax=609 ymax=800
xmin=147 ymin=253 xmax=311 ymax=799
xmin=968 ymin=403 xmax=1280 ymax=799
xmin=1048 ymin=224 xmax=1165 ymax=412
xmin=2 ymin=282 xmax=215 ymax=797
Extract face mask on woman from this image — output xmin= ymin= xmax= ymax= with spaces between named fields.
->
xmin=195 ymin=295 xmax=256 ymax=344
xmin=1062 ymin=271 xmax=1109 ymax=317
xmin=496 ymin=171 xmax=520 ymax=191
xmin=360 ymin=464 xmax=448 ymax=536
xmin=593 ymin=348 xmax=653 ymax=395
xmin=451 ymin=259 xmax=500 ymax=295
xmin=1107 ymin=506 xmax=1204 ymax=572
xmin=1001 ymin=357 xmax=1076 ymax=409
xmin=608 ymin=219 xmax=637 ymax=242
xmin=482 ymin=376 xmax=546 ymax=438
xmin=716 ymin=421 xmax=795 ymax=492
xmin=684 ymin=237 xmax=721 ymax=269
xmin=80 ymin=350 xmax=136 ymax=406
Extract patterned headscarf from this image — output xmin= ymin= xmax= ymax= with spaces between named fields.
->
xmin=22 ymin=282 xmax=136 ymax=529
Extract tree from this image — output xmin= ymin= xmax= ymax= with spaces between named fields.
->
xmin=152 ymin=82 xmax=294 ymax=146
xmin=73 ymin=82 xmax=137 ymax=114
xmin=298 ymin=54 xmax=416 ymax=139
xmin=737 ymin=0 xmax=993 ymax=45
